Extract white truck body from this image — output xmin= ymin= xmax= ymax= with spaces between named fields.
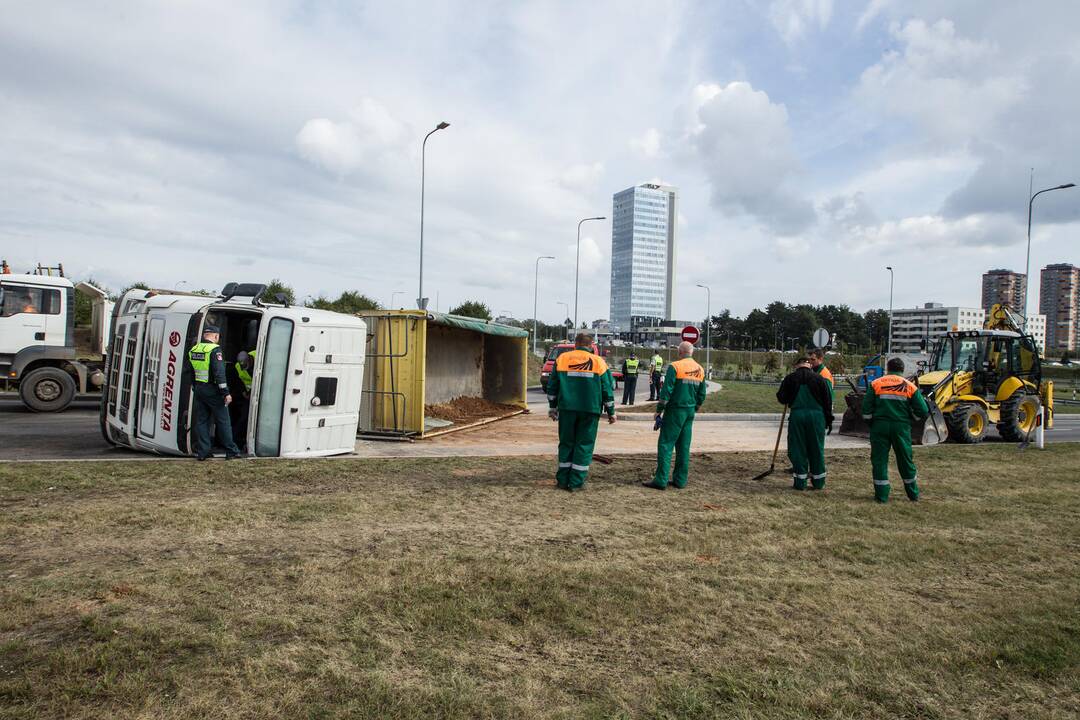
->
xmin=101 ymin=285 xmax=367 ymax=458
xmin=0 ymin=272 xmax=112 ymax=411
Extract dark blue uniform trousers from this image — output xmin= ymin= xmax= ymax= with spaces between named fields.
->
xmin=192 ymin=383 xmax=241 ymax=458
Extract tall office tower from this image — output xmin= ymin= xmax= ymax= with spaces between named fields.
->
xmin=981 ymin=269 xmax=1026 ymax=311
xmin=1040 ymin=263 xmax=1080 ymax=353
xmin=609 ymin=183 xmax=677 ymax=333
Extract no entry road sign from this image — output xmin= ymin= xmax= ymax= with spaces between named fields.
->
xmin=681 ymin=325 xmax=700 ymax=344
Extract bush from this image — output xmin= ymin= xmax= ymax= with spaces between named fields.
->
xmin=764 ymin=352 xmax=781 ymax=372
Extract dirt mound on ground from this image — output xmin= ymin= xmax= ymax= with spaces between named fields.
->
xmin=425 ymin=397 xmax=520 ymax=423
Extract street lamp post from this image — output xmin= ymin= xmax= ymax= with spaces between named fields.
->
xmin=696 ymin=283 xmax=711 ymax=377
xmin=533 ymin=256 xmax=555 ymax=356
xmin=557 ymin=301 xmax=570 ymax=341
xmin=418 ymin=121 xmax=450 ymax=310
xmin=174 ymin=280 xmax=188 ymax=291
xmin=573 ymin=216 xmax=605 ymax=331
xmin=390 ymin=291 xmax=403 ymax=309
xmin=1024 ymin=182 xmax=1076 ymax=329
xmin=886 ymin=265 xmax=894 ymax=356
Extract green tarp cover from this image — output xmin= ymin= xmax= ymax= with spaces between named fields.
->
xmin=427 ymin=312 xmax=528 ymax=338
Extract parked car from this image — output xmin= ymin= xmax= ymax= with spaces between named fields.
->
xmin=540 ymin=342 xmax=622 ymax=392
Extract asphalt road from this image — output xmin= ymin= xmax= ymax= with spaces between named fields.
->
xmin=2 ymin=394 xmax=1079 ymax=462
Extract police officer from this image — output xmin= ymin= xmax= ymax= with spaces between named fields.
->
xmin=643 ymin=341 xmax=707 ymax=490
xmin=547 ymin=332 xmax=616 ymax=491
xmin=188 ymin=325 xmax=241 ymax=460
xmin=229 ymin=349 xmax=256 ymax=452
xmin=861 ymin=357 xmax=929 ymax=503
xmin=620 ymin=352 xmax=640 ymax=405
xmin=648 ymin=350 xmax=665 ymax=401
xmin=776 ymin=357 xmax=834 ymax=490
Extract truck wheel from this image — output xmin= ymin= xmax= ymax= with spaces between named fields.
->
xmin=996 ymin=392 xmax=1040 ymax=442
xmin=945 ymin=403 xmax=989 ymax=444
xmin=19 ymin=367 xmax=77 ymax=412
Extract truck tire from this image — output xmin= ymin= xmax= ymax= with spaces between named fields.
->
xmin=19 ymin=367 xmax=77 ymax=413
xmin=996 ymin=392 xmax=1041 ymax=442
xmin=945 ymin=403 xmax=989 ymax=444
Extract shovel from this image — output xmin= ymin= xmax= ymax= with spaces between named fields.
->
xmin=752 ymin=406 xmax=788 ymax=481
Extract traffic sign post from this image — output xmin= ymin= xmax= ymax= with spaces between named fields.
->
xmin=681 ymin=325 xmax=700 ymax=344
xmin=813 ymin=327 xmax=830 ymax=348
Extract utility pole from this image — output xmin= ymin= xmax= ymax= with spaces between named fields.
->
xmin=1024 ymin=181 xmax=1076 ymax=329
xmin=886 ymin=266 xmax=894 ymax=356
xmin=573 ymin=216 xmax=605 ymax=331
xmin=533 ymin=256 xmax=555 ymax=357
xmin=418 ymin=121 xmax=449 ymax=309
xmin=696 ymin=283 xmax=711 ymax=378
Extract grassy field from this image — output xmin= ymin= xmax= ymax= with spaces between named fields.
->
xmin=2 ymin=447 xmax=1079 ymax=719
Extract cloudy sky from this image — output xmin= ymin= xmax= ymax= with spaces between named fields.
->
xmin=2 ymin=1 xmax=1078 ymax=323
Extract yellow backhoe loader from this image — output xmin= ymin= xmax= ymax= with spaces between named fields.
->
xmin=840 ymin=304 xmax=1053 ymax=444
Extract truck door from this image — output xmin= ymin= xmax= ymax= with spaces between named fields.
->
xmin=250 ymin=316 xmax=366 ymax=457
xmin=0 ymin=281 xmax=46 ymax=354
xmin=290 ymin=323 xmax=367 ymax=456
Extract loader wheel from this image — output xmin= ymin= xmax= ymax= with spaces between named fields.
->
xmin=945 ymin=404 xmax=989 ymax=444
xmin=996 ymin=392 xmax=1041 ymax=442
xmin=19 ymin=367 xmax=77 ymax=413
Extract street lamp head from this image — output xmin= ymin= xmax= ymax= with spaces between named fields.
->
xmin=542 ymin=255 xmax=555 ymax=260
xmin=435 ymin=121 xmax=450 ymax=130
xmin=1059 ymin=183 xmax=1076 ymax=189
xmin=886 ymin=265 xmax=893 ymax=271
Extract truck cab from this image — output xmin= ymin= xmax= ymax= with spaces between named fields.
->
xmin=101 ymin=283 xmax=367 ymax=458
xmin=0 ymin=272 xmax=111 ymax=411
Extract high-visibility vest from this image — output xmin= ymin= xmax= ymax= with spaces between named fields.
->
xmin=188 ymin=342 xmax=219 ymax=384
xmin=236 ymin=349 xmax=256 ymax=390
xmin=626 ymin=358 xmax=639 ymax=373
xmin=652 ymin=354 xmax=664 ymax=373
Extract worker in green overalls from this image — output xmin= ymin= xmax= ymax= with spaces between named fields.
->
xmin=861 ymin=357 xmax=929 ymax=503
xmin=643 ymin=341 xmax=707 ymax=490
xmin=775 ymin=357 xmax=834 ymax=490
xmin=546 ymin=333 xmax=616 ymax=491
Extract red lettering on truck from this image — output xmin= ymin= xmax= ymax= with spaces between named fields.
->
xmin=160 ymin=349 xmax=177 ymax=431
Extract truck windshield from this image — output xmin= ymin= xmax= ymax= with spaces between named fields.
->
xmin=254 ymin=317 xmax=293 ymax=456
xmin=956 ymin=338 xmax=981 ymax=372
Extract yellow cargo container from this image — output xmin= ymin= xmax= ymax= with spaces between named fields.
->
xmin=358 ymin=310 xmax=528 ymax=438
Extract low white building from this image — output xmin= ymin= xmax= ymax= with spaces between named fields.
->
xmin=1024 ymin=314 xmax=1047 ymax=354
xmin=889 ymin=303 xmax=984 ymax=353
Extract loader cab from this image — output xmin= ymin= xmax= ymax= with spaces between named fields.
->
xmin=928 ymin=330 xmax=1041 ymax=397
xmin=102 ymin=283 xmax=367 ymax=458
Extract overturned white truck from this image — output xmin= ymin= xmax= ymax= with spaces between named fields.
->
xmin=101 ymin=283 xmax=367 ymax=458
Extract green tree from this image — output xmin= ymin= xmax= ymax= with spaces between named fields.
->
xmin=306 ymin=291 xmax=381 ymax=314
xmin=264 ymin=279 xmax=295 ymax=305
xmin=113 ymin=282 xmax=150 ymax=301
xmin=449 ymin=300 xmax=492 ymax=320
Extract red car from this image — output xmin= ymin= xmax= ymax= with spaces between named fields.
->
xmin=540 ymin=343 xmax=622 ymax=393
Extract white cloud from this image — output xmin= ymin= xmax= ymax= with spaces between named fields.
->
xmin=558 ymin=161 xmax=604 ymax=191
xmin=630 ymin=128 xmax=662 ymax=157
xmin=837 ymin=212 xmax=1019 ymax=253
xmin=295 ymin=98 xmax=411 ymax=177
xmin=686 ymin=81 xmax=815 ymax=235
xmin=768 ymin=0 xmax=833 ymax=44
xmin=857 ymin=19 xmax=1024 ymax=144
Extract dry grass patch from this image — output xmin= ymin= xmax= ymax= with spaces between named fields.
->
xmin=1 ymin=446 xmax=1079 ymax=719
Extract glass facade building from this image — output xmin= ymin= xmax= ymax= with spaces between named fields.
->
xmin=609 ymin=183 xmax=677 ymax=333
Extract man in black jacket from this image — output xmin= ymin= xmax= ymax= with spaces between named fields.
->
xmin=776 ymin=358 xmax=834 ymax=490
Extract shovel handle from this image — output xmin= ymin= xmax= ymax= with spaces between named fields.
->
xmin=771 ymin=406 xmax=788 ymax=466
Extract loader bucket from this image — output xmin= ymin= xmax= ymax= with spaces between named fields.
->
xmin=838 ymin=390 xmax=870 ymax=438
xmin=912 ymin=404 xmax=946 ymax=446
xmin=839 ymin=389 xmax=946 ymax=446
